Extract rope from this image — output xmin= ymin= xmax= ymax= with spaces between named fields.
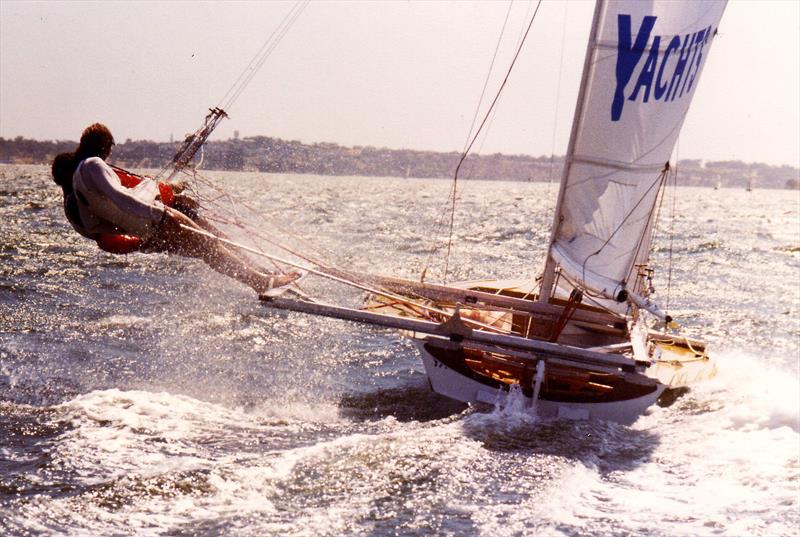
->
xmin=666 ymin=146 xmax=678 ymax=312
xmin=442 ymin=0 xmax=543 ymax=282
xmin=418 ymin=1 xmax=515 ymax=283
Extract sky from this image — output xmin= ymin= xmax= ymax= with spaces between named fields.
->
xmin=1 ymin=0 xmax=798 ymax=167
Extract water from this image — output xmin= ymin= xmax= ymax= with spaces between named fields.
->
xmin=1 ymin=164 xmax=798 ymax=536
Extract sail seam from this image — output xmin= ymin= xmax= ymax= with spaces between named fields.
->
xmin=571 ymin=155 xmax=667 ymax=172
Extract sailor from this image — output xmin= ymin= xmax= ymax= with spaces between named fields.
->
xmin=52 ymin=123 xmax=299 ymax=295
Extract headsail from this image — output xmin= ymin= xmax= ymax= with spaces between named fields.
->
xmin=540 ymin=0 xmax=727 ymax=313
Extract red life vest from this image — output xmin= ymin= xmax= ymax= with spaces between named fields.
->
xmin=95 ymin=168 xmax=176 ymax=254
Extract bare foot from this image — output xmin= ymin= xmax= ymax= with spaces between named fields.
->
xmin=254 ymin=271 xmax=301 ymax=295
xmin=271 ymin=271 xmax=301 ymax=288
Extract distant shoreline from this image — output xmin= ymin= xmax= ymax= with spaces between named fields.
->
xmin=2 ymin=136 xmax=798 ymax=189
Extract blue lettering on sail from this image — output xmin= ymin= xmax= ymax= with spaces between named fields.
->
xmin=655 ymin=35 xmax=681 ymax=101
xmin=612 ymin=14 xmax=717 ymax=121
xmin=612 ymin=14 xmax=656 ymax=121
xmin=685 ymin=27 xmax=711 ymax=94
xmin=628 ymin=35 xmax=661 ymax=103
xmin=678 ymin=29 xmax=705 ymax=98
xmin=667 ymin=33 xmax=693 ymax=100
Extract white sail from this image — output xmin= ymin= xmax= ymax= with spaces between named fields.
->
xmin=542 ymin=0 xmax=727 ymax=309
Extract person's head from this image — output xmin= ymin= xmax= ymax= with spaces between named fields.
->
xmin=76 ymin=123 xmax=115 ymax=160
xmin=51 ymin=152 xmax=76 ymax=189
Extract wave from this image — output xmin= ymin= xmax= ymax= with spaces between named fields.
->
xmin=698 ymin=349 xmax=800 ymax=432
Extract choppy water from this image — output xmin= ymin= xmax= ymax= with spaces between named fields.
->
xmin=1 ymin=164 xmax=798 ymax=536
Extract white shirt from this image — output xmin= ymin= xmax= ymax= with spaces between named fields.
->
xmin=71 ymin=157 xmax=165 ymax=240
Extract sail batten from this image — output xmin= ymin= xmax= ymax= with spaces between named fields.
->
xmin=541 ymin=0 xmax=727 ymax=312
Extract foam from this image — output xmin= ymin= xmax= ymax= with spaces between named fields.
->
xmin=694 ymin=349 xmax=800 ymax=432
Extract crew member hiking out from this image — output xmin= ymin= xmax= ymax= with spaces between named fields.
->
xmin=52 ymin=123 xmax=299 ymax=295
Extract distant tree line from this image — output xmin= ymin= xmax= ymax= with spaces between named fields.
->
xmin=1 ymin=135 xmax=797 ymax=189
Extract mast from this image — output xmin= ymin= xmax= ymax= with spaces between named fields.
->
xmin=159 ymin=107 xmax=228 ymax=182
xmin=538 ymin=0 xmax=605 ymax=303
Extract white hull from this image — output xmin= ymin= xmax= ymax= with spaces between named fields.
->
xmin=417 ymin=340 xmax=666 ymax=426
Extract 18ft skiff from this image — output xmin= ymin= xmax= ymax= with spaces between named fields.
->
xmin=156 ymin=0 xmax=728 ymax=425
xmin=264 ymin=0 xmax=728 ymax=425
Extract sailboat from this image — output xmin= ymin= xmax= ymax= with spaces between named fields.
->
xmin=258 ymin=0 xmax=728 ymax=425
xmin=168 ymin=0 xmax=729 ymax=425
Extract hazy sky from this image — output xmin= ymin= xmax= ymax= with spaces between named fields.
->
xmin=1 ymin=0 xmax=798 ymax=167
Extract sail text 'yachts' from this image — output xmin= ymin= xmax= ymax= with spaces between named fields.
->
xmin=613 ymin=14 xmax=716 ymax=121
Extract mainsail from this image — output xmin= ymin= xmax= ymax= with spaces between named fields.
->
xmin=248 ymin=0 xmax=726 ymax=424
xmin=540 ymin=0 xmax=727 ymax=314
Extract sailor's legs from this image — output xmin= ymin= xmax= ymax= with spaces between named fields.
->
xmin=155 ymin=209 xmax=299 ymax=293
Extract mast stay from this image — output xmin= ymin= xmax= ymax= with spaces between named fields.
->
xmin=155 ymin=0 xmax=310 ymax=183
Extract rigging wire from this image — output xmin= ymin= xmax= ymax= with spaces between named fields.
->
xmin=217 ymin=0 xmax=310 ymax=113
xmin=638 ymin=142 xmax=682 ymax=325
xmin=579 ymin=165 xmax=670 ymax=299
xmin=178 ymin=224 xmax=513 ymax=335
xmin=148 ymin=0 xmax=318 ymax=276
xmin=176 ymin=167 xmax=343 ymax=268
xmin=419 ymin=0 xmax=515 ymax=282
xmin=666 ymin=142 xmax=679 ymax=313
xmin=178 ymin=164 xmax=520 ymax=332
xmin=153 ymin=1 xmax=309 ymax=184
xmin=547 ymin=0 xmax=569 ymax=189
xmin=464 ymin=0 xmax=535 ymax=173
xmin=442 ymin=0 xmax=543 ymax=282
xmin=445 ymin=0 xmax=537 ymax=256
xmin=462 ymin=2 xmax=516 ymax=155
xmin=648 ymin=160 xmax=673 ymax=327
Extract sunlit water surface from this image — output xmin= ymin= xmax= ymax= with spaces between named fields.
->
xmin=1 ymin=165 xmax=798 ymax=536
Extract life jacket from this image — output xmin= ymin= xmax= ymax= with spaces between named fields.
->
xmin=95 ymin=232 xmax=142 ymax=254
xmin=111 ymin=166 xmax=176 ymax=206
